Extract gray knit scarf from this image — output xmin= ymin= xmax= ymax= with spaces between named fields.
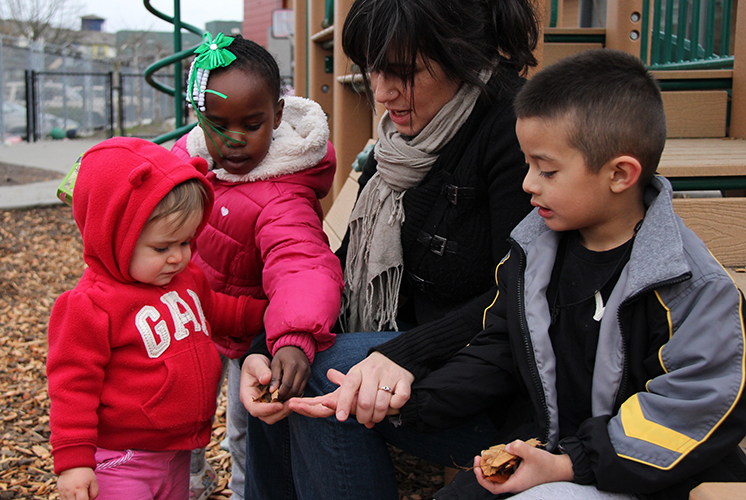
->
xmin=339 ymin=74 xmax=488 ymax=333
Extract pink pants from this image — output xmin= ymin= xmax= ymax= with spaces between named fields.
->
xmin=94 ymin=448 xmax=190 ymax=500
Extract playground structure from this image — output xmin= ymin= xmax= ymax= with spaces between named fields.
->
xmin=143 ymin=0 xmax=746 ymax=299
xmin=142 ymin=0 xmax=204 ymax=144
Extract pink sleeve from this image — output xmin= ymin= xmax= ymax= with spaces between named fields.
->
xmin=255 ymin=193 xmax=343 ymax=363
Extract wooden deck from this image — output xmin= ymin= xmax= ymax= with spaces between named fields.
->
xmin=659 ymin=138 xmax=746 ymax=177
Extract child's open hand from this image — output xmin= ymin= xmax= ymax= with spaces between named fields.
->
xmin=474 ymin=439 xmax=574 ymax=495
xmin=57 ymin=467 xmax=98 ymax=500
xmin=240 ymin=353 xmax=289 ymax=424
xmin=271 ymin=345 xmax=311 ymax=400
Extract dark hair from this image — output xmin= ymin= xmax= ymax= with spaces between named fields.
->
xmin=212 ymin=34 xmax=282 ymax=102
xmin=514 ymin=49 xmax=666 ymax=186
xmin=342 ymin=0 xmax=540 ymax=107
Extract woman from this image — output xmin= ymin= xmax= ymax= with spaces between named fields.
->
xmin=241 ymin=0 xmax=540 ymax=498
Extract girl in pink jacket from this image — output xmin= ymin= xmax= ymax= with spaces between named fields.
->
xmin=171 ymin=33 xmax=343 ymax=498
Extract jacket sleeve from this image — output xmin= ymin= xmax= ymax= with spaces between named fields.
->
xmin=399 ymin=261 xmax=519 ymax=431
xmin=373 ymin=283 xmax=500 ymax=380
xmin=480 ymin=93 xmax=533 ymax=264
xmin=562 ymin=272 xmax=746 ymax=494
xmin=202 ymin=284 xmax=268 ymax=344
xmin=47 ymin=290 xmax=111 ymax=474
xmin=254 ymin=187 xmax=344 ymax=364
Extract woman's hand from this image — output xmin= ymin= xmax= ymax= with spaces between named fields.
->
xmin=288 ymin=368 xmax=348 ymax=419
xmin=289 ymin=352 xmax=414 ymax=428
xmin=334 ymin=352 xmax=414 ymax=426
xmin=292 ymin=351 xmax=411 ymax=427
xmin=57 ymin=467 xmax=98 ymax=500
xmin=474 ymin=440 xmax=574 ymax=495
xmin=239 ymin=353 xmax=290 ymax=424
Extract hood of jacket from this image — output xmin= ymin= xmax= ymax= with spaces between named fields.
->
xmin=73 ymin=137 xmax=214 ymax=283
xmin=186 ymin=95 xmax=330 ymax=183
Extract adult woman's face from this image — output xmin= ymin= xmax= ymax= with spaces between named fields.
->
xmin=370 ymin=56 xmax=461 ymax=137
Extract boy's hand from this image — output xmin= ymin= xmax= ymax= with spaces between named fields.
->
xmin=57 ymin=467 xmax=98 ymax=500
xmin=240 ymin=353 xmax=289 ymax=424
xmin=271 ymin=345 xmax=311 ymax=400
xmin=474 ymin=440 xmax=574 ymax=494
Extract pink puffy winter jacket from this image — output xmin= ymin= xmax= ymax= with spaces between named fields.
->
xmin=171 ymin=96 xmax=344 ymax=362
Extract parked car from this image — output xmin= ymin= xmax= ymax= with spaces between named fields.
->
xmin=1 ymin=101 xmax=79 ymax=139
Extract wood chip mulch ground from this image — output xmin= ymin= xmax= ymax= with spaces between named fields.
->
xmin=1 ymin=164 xmax=444 ymax=499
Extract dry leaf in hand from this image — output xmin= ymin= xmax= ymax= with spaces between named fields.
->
xmin=480 ymin=438 xmax=542 ymax=483
xmin=253 ymin=385 xmax=280 ymax=403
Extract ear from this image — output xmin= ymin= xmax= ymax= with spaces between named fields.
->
xmin=190 ymin=157 xmax=209 ymax=176
xmin=274 ymin=98 xmax=285 ymax=129
xmin=608 ymin=155 xmax=642 ymax=194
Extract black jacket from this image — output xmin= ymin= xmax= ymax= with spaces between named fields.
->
xmin=400 ymin=179 xmax=746 ymax=500
xmin=342 ymin=65 xmax=532 ymax=374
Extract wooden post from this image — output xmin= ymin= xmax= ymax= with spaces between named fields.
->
xmin=605 ymin=0 xmax=646 ymax=60
xmin=730 ymin=0 xmax=746 ymax=138
xmin=331 ymin=0 xmax=372 ymax=202
xmin=307 ymin=2 xmax=335 ymax=136
xmin=292 ymin=0 xmax=307 ymax=99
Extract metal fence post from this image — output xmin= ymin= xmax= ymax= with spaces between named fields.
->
xmin=0 ymin=37 xmax=5 ymax=144
xmin=108 ymin=71 xmax=114 ymax=138
xmin=118 ymin=71 xmax=125 ymax=136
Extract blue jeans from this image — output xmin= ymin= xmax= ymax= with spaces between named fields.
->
xmin=245 ymin=331 xmax=499 ymax=500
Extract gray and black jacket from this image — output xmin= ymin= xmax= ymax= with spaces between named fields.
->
xmin=400 ymin=176 xmax=746 ymax=499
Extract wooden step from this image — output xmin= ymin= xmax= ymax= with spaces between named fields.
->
xmin=661 ymin=90 xmax=729 ymax=138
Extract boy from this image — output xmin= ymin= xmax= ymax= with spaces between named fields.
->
xmin=397 ymin=49 xmax=746 ymax=499
xmin=47 ymin=137 xmax=267 ymax=500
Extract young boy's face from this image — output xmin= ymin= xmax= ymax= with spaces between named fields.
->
xmin=129 ymin=211 xmax=201 ymax=286
xmin=517 ymin=116 xmax=614 ymax=240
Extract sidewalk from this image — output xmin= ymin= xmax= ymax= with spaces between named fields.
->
xmin=0 ymin=138 xmax=100 ymax=209
xmin=0 ymin=137 xmax=174 ymax=210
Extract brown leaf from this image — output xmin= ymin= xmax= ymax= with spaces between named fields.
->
xmin=480 ymin=438 xmax=542 ymax=483
xmin=253 ymin=384 xmax=281 ymax=403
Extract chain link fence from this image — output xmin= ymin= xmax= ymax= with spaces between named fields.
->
xmin=0 ymin=34 xmax=178 ymax=143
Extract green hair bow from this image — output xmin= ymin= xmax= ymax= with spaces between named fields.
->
xmin=194 ymin=32 xmax=236 ymax=70
xmin=186 ymin=32 xmax=245 ymax=153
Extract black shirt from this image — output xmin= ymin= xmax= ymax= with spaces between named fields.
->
xmin=547 ymin=231 xmax=633 ymax=438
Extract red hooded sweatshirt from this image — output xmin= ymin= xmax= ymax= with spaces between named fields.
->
xmin=46 ymin=137 xmax=266 ymax=475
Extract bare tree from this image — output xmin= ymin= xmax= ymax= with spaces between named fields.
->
xmin=0 ymin=0 xmax=83 ymax=44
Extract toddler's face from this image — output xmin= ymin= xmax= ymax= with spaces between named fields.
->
xmin=517 ymin=116 xmax=613 ymax=239
xmin=202 ymin=69 xmax=283 ymax=176
xmin=129 ymin=212 xmax=201 ymax=286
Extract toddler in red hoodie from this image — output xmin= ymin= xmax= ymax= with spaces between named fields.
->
xmin=46 ymin=137 xmax=267 ymax=500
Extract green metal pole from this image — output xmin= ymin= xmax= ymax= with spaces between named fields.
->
xmin=173 ymin=0 xmax=183 ymax=129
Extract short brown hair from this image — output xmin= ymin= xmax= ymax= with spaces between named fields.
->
xmin=148 ymin=179 xmax=209 ymax=228
xmin=514 ymin=49 xmax=666 ymax=186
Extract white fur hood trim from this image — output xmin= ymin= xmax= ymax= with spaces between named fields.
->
xmin=185 ymin=95 xmax=329 ymax=183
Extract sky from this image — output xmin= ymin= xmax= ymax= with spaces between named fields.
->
xmin=80 ymin=0 xmax=243 ymax=33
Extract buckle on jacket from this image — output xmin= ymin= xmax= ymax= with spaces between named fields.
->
xmin=444 ymin=184 xmax=475 ymax=205
xmin=417 ymin=231 xmax=457 ymax=256
xmin=430 ymin=235 xmax=448 ymax=256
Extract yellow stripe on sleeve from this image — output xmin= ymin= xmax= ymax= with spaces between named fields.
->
xmin=621 ymin=394 xmax=696 ymax=453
